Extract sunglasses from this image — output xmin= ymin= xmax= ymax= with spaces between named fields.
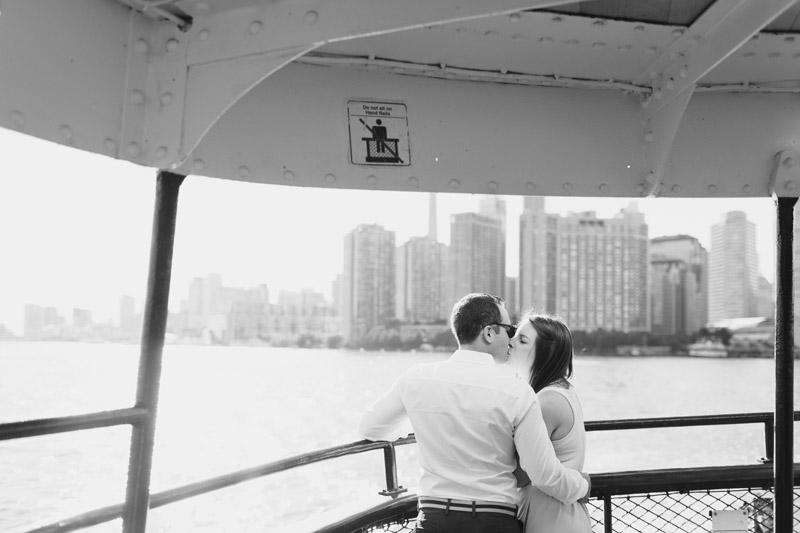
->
xmin=490 ymin=323 xmax=517 ymax=338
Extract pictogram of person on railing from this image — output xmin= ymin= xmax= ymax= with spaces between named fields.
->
xmin=360 ymin=118 xmax=404 ymax=163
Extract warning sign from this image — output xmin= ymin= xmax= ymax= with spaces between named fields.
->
xmin=348 ymin=101 xmax=410 ymax=166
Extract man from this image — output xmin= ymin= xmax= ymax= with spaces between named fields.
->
xmin=359 ymin=293 xmax=590 ymax=532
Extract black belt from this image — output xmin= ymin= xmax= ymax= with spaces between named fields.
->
xmin=418 ymin=497 xmax=517 ymax=517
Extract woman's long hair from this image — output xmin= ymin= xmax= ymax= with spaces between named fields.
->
xmin=523 ymin=313 xmax=574 ymax=393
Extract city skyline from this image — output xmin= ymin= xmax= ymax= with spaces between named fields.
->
xmin=0 ymin=127 xmax=780 ymax=336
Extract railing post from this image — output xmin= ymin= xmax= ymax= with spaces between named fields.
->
xmin=603 ymin=493 xmax=613 ymax=533
xmin=123 ymin=170 xmax=185 ymax=533
xmin=762 ymin=420 xmax=774 ymax=463
xmin=378 ymin=443 xmax=407 ymax=498
xmin=774 ymin=195 xmax=796 ymax=533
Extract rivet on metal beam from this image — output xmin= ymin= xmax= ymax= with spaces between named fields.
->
xmin=449 ymin=179 xmax=460 ymax=190
xmin=239 ymin=166 xmax=251 ymax=178
xmin=59 ymin=125 xmax=73 ymax=140
xmin=785 ymin=181 xmax=796 ymax=191
xmin=283 ymin=170 xmax=295 ymax=181
xmin=127 ymin=142 xmax=142 ymax=158
xmin=325 ymin=173 xmax=336 ymax=183
xmin=160 ymin=93 xmax=174 ymax=106
xmin=485 ymin=31 xmax=499 ymax=37
xmin=636 ymin=183 xmax=646 ymax=194
xmin=509 ymin=13 xmax=521 ymax=21
xmin=743 ymin=184 xmax=753 ymax=194
xmin=679 ymin=66 xmax=688 ymax=78
xmin=305 ymin=11 xmax=319 ymax=25
xmin=193 ymin=159 xmax=206 ymax=171
xmin=539 ymin=37 xmax=553 ymax=44
xmin=526 ymin=182 xmax=536 ymax=192
xmin=488 ymin=181 xmax=498 ymax=192
xmin=10 ymin=110 xmax=24 ymax=127
xmin=367 ymin=175 xmax=378 ymax=187
xmin=645 ymin=172 xmax=656 ymax=185
xmin=155 ymin=146 xmax=168 ymax=159
xmin=104 ymin=138 xmax=117 ymax=153
xmin=134 ymin=39 xmax=149 ymax=54
xmin=198 ymin=29 xmax=211 ymax=42
xmin=131 ymin=90 xmax=145 ymax=105
xmin=562 ymin=182 xmax=573 ymax=193
xmin=598 ymin=184 xmax=609 ymax=194
xmin=784 ymin=157 xmax=796 ymax=168
xmin=593 ymin=20 xmax=606 ymax=27
xmin=592 ymin=42 xmax=606 ymax=49
xmin=408 ymin=176 xmax=419 ymax=189
xmin=634 ymin=25 xmax=645 ymax=32
xmin=249 ymin=21 xmax=263 ymax=35
xmin=750 ymin=34 xmax=760 ymax=41
xmin=166 ymin=38 xmax=179 ymax=52
xmin=785 ymin=36 xmax=795 ymax=44
xmin=707 ymin=184 xmax=717 ymax=194
xmin=672 ymin=29 xmax=685 ymax=37
xmin=551 ymin=16 xmax=563 ymax=24
xmin=672 ymin=184 xmax=681 ymax=194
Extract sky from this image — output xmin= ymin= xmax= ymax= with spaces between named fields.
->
xmin=0 ymin=128 xmax=780 ymax=336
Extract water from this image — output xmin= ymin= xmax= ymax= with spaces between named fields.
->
xmin=1 ymin=342 xmax=796 ymax=532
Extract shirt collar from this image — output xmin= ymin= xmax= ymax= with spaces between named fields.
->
xmin=451 ymin=349 xmax=497 ymax=365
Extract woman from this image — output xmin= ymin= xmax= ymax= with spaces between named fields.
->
xmin=507 ymin=313 xmax=592 ymax=533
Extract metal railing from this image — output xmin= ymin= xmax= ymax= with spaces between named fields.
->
xmin=6 ymin=411 xmax=798 ymax=532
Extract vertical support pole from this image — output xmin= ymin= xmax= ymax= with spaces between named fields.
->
xmin=603 ymin=493 xmax=613 ymax=533
xmin=123 ymin=170 xmax=185 ymax=533
xmin=774 ymin=195 xmax=796 ymax=533
xmin=378 ymin=443 xmax=407 ymax=498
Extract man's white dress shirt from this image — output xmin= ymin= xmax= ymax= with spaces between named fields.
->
xmin=358 ymin=349 xmax=588 ymax=505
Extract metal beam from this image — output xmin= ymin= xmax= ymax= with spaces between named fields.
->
xmin=123 ymin=170 xmax=185 ymax=533
xmin=774 ymin=195 xmax=796 ymax=532
xmin=182 ymin=0 xmax=582 ymax=66
xmin=641 ymin=0 xmax=799 ymax=121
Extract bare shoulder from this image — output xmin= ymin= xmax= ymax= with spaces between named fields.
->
xmin=539 ymin=388 xmax=574 ymax=439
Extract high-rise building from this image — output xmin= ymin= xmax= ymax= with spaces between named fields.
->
xmin=650 ymin=235 xmax=708 ymax=334
xmin=649 ymin=259 xmax=685 ymax=335
xmin=519 ymin=201 xmax=649 ymax=332
xmin=342 ymin=224 xmax=396 ymax=342
xmin=709 ymin=211 xmax=759 ymax=322
xmin=756 ymin=275 xmax=774 ymax=320
xmin=396 ymin=236 xmax=446 ymax=323
xmin=448 ymin=211 xmax=505 ymax=306
xmin=504 ymin=276 xmax=518 ymax=322
xmin=519 ymin=197 xmax=556 ymax=313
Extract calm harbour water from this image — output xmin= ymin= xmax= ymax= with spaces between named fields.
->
xmin=1 ymin=341 xmax=797 ymax=532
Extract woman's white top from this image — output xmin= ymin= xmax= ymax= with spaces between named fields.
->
xmin=518 ymin=384 xmax=593 ymax=533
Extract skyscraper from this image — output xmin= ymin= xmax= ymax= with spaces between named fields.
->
xmin=709 ymin=211 xmax=759 ymax=322
xmin=650 ymin=235 xmax=708 ymax=334
xmin=519 ymin=201 xmax=649 ymax=332
xmin=396 ymin=236 xmax=446 ymax=323
xmin=342 ymin=224 xmax=396 ymax=342
xmin=448 ymin=211 xmax=505 ymax=305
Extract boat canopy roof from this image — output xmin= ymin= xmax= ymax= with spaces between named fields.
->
xmin=1 ymin=0 xmax=799 ymax=198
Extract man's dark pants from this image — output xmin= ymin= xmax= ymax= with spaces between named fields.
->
xmin=415 ymin=508 xmax=522 ymax=533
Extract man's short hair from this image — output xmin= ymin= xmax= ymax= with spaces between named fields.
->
xmin=450 ymin=293 xmax=505 ymax=345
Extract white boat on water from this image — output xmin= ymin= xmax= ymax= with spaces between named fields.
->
xmin=687 ymin=341 xmax=728 ymax=358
